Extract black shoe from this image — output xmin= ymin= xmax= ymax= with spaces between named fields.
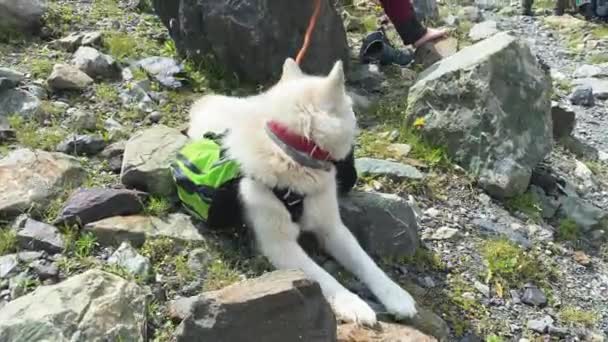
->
xmin=359 ymin=29 xmax=414 ymax=66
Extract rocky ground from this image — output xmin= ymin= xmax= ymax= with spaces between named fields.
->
xmin=1 ymin=0 xmax=608 ymax=341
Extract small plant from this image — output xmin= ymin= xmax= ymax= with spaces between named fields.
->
xmin=554 ymin=78 xmax=573 ymax=94
xmin=396 ymin=247 xmax=446 ymax=273
xmin=74 ymin=232 xmax=97 ymax=258
xmin=559 ymin=307 xmax=597 ymax=327
xmin=486 ymin=335 xmax=505 ymax=342
xmin=203 ymin=259 xmax=241 ymax=291
xmin=481 ymin=239 xmax=537 ymax=289
xmin=95 ymin=83 xmax=120 ymax=103
xmin=104 ymin=31 xmax=163 ymax=61
xmin=29 ymin=58 xmax=55 ymax=79
xmin=588 ymin=53 xmax=608 ymax=65
xmin=102 ymin=263 xmax=134 ymax=280
xmin=43 ymin=2 xmax=78 ymax=36
xmin=505 ymin=191 xmax=542 ymax=222
xmin=145 ymin=196 xmax=172 ymax=217
xmin=8 ymin=115 xmax=65 ymax=151
xmin=91 ymin=0 xmax=123 ymax=21
xmin=0 ymin=228 xmax=18 ymax=255
xmin=161 ymin=40 xmax=178 ymax=57
xmin=174 ymin=254 xmax=194 ymax=282
xmin=140 ymin=238 xmax=178 ymax=264
xmin=557 ymin=218 xmax=580 ymax=241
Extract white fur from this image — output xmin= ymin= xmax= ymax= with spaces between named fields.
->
xmin=187 ymin=58 xmax=417 ymax=324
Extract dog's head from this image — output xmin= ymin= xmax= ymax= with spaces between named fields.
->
xmin=265 ymin=58 xmax=358 ymax=162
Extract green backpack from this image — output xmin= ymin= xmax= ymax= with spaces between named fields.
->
xmin=171 ymin=134 xmax=241 ymax=222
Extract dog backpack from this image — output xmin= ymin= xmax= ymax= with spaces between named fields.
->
xmin=170 ymin=134 xmax=241 ymax=222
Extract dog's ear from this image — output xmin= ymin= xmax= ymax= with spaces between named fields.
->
xmin=280 ymin=58 xmax=303 ymax=82
xmin=326 ymin=60 xmax=345 ymax=93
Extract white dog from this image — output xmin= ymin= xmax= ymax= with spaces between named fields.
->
xmin=187 ymin=58 xmax=417 ymax=325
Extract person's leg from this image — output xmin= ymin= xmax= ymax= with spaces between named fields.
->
xmin=378 ymin=0 xmax=447 ymax=48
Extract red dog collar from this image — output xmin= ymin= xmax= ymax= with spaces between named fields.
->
xmin=266 ymin=120 xmax=333 ymax=161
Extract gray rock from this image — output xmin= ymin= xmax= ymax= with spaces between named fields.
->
xmin=474 ymin=218 xmax=531 ymax=248
xmin=0 ymin=125 xmax=15 ymax=143
xmin=0 ymin=149 xmax=86 ymax=218
xmin=57 ymin=188 xmax=146 ymax=227
xmin=570 ymin=85 xmax=595 ymax=106
xmin=529 ymin=185 xmax=558 ymax=219
xmin=355 ymin=157 xmax=424 ymax=180
xmin=187 ymin=248 xmax=212 ymax=275
xmin=54 ymin=31 xmax=103 ymax=52
xmin=134 ymin=57 xmax=184 ymax=89
xmin=84 ymin=213 xmax=204 ymax=247
xmin=429 ymin=226 xmax=460 ymax=240
xmin=120 ymin=80 xmax=155 ymax=112
xmin=527 ymin=315 xmax=554 ymax=333
xmin=15 ymin=218 xmax=65 ymax=253
xmin=173 ymin=270 xmax=336 ymax=342
xmin=557 ymin=196 xmax=607 ymax=232
xmin=559 ymin=136 xmax=599 ymax=161
xmin=574 ymin=160 xmax=596 ymax=193
xmin=413 ymin=0 xmax=439 ymax=21
xmin=573 ymin=78 xmax=608 ymax=100
xmin=521 ymin=284 xmax=547 ymax=307
xmin=107 ymin=242 xmax=151 ymax=278
xmin=0 ymin=270 xmax=147 ymax=341
xmin=406 ymin=32 xmax=552 ymax=199
xmin=72 ymin=46 xmax=120 ymax=79
xmin=67 ymin=109 xmax=98 ymax=131
xmin=0 ymin=67 xmax=25 ymax=91
xmin=458 ymin=6 xmax=482 ymax=22
xmin=100 ymin=141 xmax=126 ymax=173
xmin=551 ymin=102 xmax=576 ymax=139
xmin=573 ymin=64 xmax=608 ymax=78
xmin=147 ymin=111 xmax=162 ymax=123
xmin=473 ymin=280 xmax=490 ymax=297
xmin=121 ymin=125 xmax=188 ymax=197
xmin=0 ymin=0 xmax=46 ymax=34
xmin=16 ymin=251 xmax=43 ymax=263
xmin=339 ymin=191 xmax=419 ymax=258
xmin=548 ymin=325 xmax=569 ymax=336
xmin=8 ymin=271 xmax=31 ymax=299
xmin=468 ymin=21 xmax=500 ymax=42
xmin=47 ymin=64 xmax=94 ymax=91
xmin=56 ymin=134 xmax=107 ymax=156
xmin=510 ymin=289 xmax=521 ymax=304
xmin=475 ymin=0 xmax=510 ymax=9
xmin=151 ymin=0 xmax=349 ymax=84
xmin=0 ymin=88 xmax=41 ymax=120
xmin=0 ymin=254 xmax=18 ymax=279
xmin=29 ymin=259 xmax=58 ymax=280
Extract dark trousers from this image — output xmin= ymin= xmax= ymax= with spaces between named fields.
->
xmin=378 ymin=0 xmax=428 ymax=45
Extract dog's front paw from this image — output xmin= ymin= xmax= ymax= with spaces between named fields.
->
xmin=379 ymin=284 xmax=418 ymax=319
xmin=328 ymin=290 xmax=377 ymax=326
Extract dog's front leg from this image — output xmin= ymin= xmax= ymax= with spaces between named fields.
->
xmin=303 ymin=183 xmax=418 ymax=320
xmin=240 ymin=178 xmax=377 ymax=325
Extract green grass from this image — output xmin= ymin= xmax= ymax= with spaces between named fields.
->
xmin=0 ymin=228 xmax=18 ymax=255
xmin=486 ymin=335 xmax=505 ymax=342
xmin=588 ymin=54 xmax=608 ymax=65
xmin=74 ymin=232 xmax=97 ymax=258
xmin=505 ymin=191 xmax=542 ymax=222
xmin=559 ymin=307 xmax=597 ymax=327
xmin=393 ymin=247 xmax=446 ymax=273
xmin=591 ymin=26 xmax=608 ymax=40
xmin=91 ymin=0 xmax=123 ymax=21
xmin=144 ymin=197 xmax=172 ymax=217
xmin=554 ymin=78 xmax=573 ymax=94
xmin=104 ymin=31 xmax=162 ymax=61
xmin=8 ymin=114 xmax=59 ymax=150
xmin=43 ymin=2 xmax=79 ymax=36
xmin=203 ymin=259 xmax=241 ymax=291
xmin=140 ymin=238 xmax=178 ymax=264
xmin=29 ymin=58 xmax=55 ymax=79
xmin=557 ymin=218 xmax=581 ymax=241
xmin=481 ymin=239 xmax=540 ymax=290
xmin=95 ymin=83 xmax=121 ymax=103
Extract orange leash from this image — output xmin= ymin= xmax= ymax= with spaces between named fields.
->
xmin=295 ymin=0 xmax=323 ymax=65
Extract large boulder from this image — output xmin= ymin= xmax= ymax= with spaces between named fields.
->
xmin=0 ymin=270 xmax=147 ymax=342
xmin=172 ymin=270 xmax=336 ymax=342
xmin=339 ymin=191 xmax=419 ymax=258
xmin=0 ymin=0 xmax=46 ymax=35
xmin=121 ymin=125 xmax=188 ymax=197
xmin=338 ymin=322 xmax=436 ymax=342
xmin=406 ymin=32 xmax=552 ymax=199
xmin=151 ymin=0 xmax=349 ymax=84
xmin=0 ymin=149 xmax=86 ymax=218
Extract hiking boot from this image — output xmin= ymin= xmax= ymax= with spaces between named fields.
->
xmin=359 ymin=29 xmax=414 ymax=66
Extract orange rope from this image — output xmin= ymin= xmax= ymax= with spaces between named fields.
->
xmin=295 ymin=0 xmax=323 ymax=65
